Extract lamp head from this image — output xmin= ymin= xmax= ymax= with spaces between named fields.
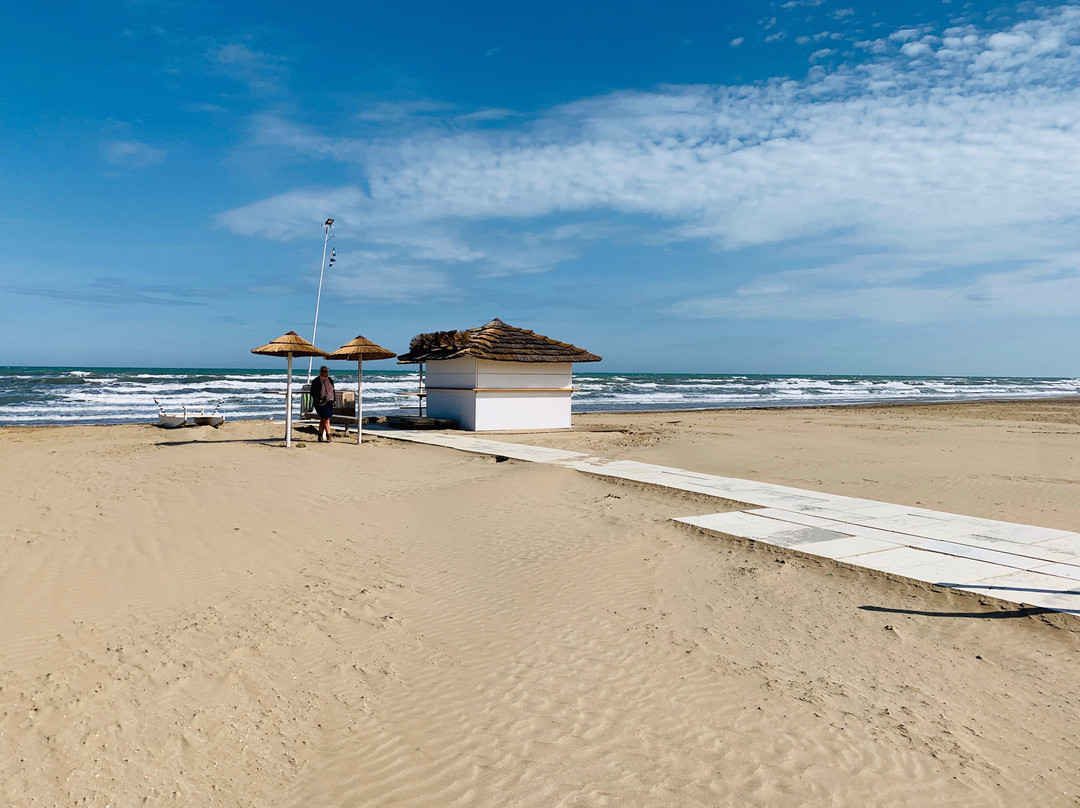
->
xmin=324 ymin=218 xmax=334 ymax=227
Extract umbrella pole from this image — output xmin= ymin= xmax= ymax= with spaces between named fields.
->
xmin=356 ymin=359 xmax=363 ymax=444
xmin=285 ymin=352 xmax=293 ymax=447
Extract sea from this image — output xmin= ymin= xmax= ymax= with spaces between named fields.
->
xmin=1 ymin=366 xmax=1079 ymax=427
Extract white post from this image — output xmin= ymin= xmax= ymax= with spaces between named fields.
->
xmin=356 ymin=359 xmax=363 ymax=445
xmin=285 ymin=352 xmax=294 ymax=447
xmin=307 ymin=221 xmax=334 ymax=381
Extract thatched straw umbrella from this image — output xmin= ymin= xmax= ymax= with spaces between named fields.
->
xmin=325 ymin=335 xmax=396 ymax=444
xmin=251 ymin=331 xmax=326 ymax=446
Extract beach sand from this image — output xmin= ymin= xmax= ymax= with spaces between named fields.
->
xmin=2 ymin=400 xmax=1079 ymax=806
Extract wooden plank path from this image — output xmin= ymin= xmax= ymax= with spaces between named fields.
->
xmin=365 ymin=426 xmax=1080 ymax=617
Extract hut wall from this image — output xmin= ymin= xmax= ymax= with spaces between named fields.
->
xmin=425 ymin=388 xmax=479 ymax=430
xmin=425 ymin=357 xmax=574 ymax=431
xmin=474 ymin=391 xmax=571 ymax=430
xmin=423 ymin=357 xmax=477 ymax=390
xmin=475 ymin=359 xmax=572 ymax=389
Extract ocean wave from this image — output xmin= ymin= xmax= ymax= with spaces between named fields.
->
xmin=2 ymin=368 xmax=1079 ymax=426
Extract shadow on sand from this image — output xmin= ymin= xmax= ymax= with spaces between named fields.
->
xmin=153 ymin=424 xmax=332 ymax=447
xmin=859 ymin=604 xmax=1055 ymax=620
xmin=153 ymin=437 xmax=290 ymax=446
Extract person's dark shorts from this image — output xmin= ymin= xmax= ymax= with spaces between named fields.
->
xmin=315 ymin=403 xmax=334 ymax=419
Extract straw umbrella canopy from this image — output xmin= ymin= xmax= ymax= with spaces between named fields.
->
xmin=251 ymin=331 xmax=326 ymax=446
xmin=325 ymin=335 xmax=396 ymax=444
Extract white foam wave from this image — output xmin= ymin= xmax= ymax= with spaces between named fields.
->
xmin=4 ymin=370 xmax=1080 ymax=425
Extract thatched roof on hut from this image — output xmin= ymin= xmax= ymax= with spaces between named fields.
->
xmin=398 ymin=318 xmax=601 ymax=364
xmin=250 ymin=331 xmax=326 ymax=358
xmin=325 ymin=335 xmax=396 ymax=362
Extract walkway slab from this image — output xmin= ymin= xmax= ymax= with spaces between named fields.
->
xmin=676 ymin=511 xmax=855 ymax=547
xmin=364 ymin=426 xmax=1080 ymax=618
xmin=1032 ymin=562 xmax=1080 ymax=582
xmin=956 ymin=571 xmax=1080 ymax=615
xmin=841 ymin=546 xmax=1020 ymax=587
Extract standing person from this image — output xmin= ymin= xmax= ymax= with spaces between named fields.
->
xmin=310 ymin=366 xmax=335 ymax=442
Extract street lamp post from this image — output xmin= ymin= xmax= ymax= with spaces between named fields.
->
xmin=307 ymin=218 xmax=335 ymax=381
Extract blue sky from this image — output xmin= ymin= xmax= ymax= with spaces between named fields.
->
xmin=3 ymin=1 xmax=1080 ymax=374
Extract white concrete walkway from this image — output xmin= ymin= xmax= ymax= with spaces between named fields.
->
xmin=365 ymin=427 xmax=1080 ymax=616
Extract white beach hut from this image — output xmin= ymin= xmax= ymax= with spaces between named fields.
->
xmin=397 ymin=318 xmax=601 ymax=431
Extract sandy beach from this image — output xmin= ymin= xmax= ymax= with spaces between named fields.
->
xmin=2 ymin=400 xmax=1080 ymax=806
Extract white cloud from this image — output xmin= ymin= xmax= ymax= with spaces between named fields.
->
xmin=900 ymin=41 xmax=932 ymax=57
xmin=456 ymin=108 xmax=518 ymax=123
xmin=331 ymin=261 xmax=459 ymax=303
xmin=356 ymin=100 xmax=456 ymax=122
xmin=216 ymin=186 xmax=370 ymax=241
xmin=854 ymin=38 xmax=887 ymax=54
xmin=797 ymin=31 xmax=838 ymax=45
xmin=218 ymin=6 xmax=1080 ymax=323
xmin=207 ymin=42 xmax=286 ymax=93
xmin=101 ymin=139 xmax=166 ymax=168
xmin=889 ymin=28 xmax=925 ymax=43
xmin=668 ymin=259 xmax=1080 ymax=323
xmin=730 ymin=36 xmax=745 ymax=47
xmin=249 ymin=114 xmax=363 ymax=160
